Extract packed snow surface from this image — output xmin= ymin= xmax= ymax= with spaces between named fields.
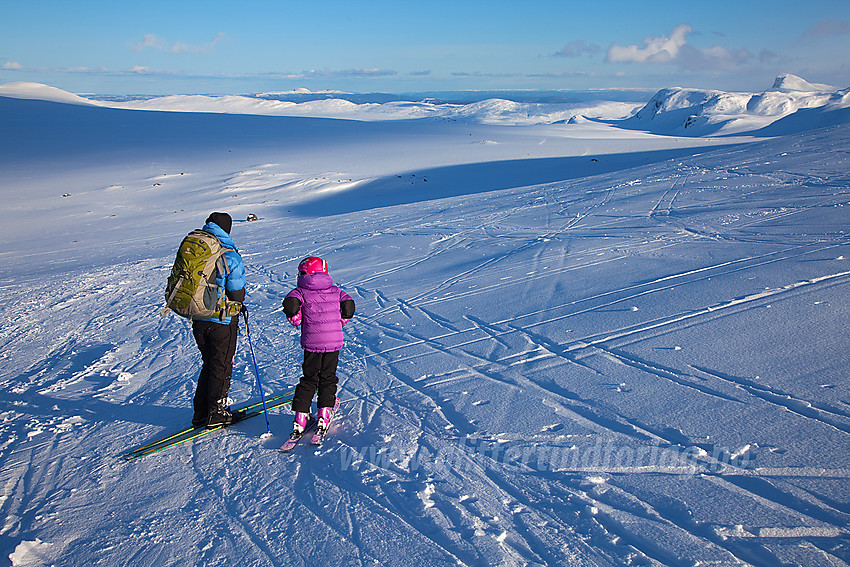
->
xmin=1 ymin=78 xmax=850 ymax=566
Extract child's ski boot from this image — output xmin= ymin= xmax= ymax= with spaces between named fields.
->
xmin=311 ymin=398 xmax=340 ymax=446
xmin=279 ymin=411 xmax=312 ymax=452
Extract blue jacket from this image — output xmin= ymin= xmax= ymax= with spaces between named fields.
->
xmin=196 ymin=221 xmax=246 ymax=325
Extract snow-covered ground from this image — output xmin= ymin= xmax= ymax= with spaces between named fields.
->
xmin=1 ymin=77 xmax=850 ymax=566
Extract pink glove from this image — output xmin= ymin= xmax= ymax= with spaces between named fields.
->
xmin=288 ymin=312 xmax=302 ymax=326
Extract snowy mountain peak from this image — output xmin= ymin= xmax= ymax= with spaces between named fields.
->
xmin=770 ymin=74 xmax=834 ymax=93
xmin=629 ymin=75 xmax=849 ymax=136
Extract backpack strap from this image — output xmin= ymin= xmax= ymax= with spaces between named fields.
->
xmin=161 ymin=274 xmax=185 ymax=316
xmin=217 ymin=252 xmax=231 ymax=276
xmin=215 ymin=248 xmax=244 ymax=321
xmin=199 ymin=229 xmax=234 ymax=321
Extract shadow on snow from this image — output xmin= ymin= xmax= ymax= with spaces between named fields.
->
xmin=288 ymin=145 xmax=743 ymax=217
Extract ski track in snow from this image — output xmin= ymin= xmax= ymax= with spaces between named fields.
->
xmin=2 ymin=96 xmax=850 ymax=566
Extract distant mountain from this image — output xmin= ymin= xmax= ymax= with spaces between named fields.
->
xmin=0 ymin=81 xmax=97 ymax=106
xmin=624 ymin=74 xmax=849 ymax=136
xmin=3 ymin=76 xmax=848 ymax=137
xmin=769 ymin=74 xmax=834 ymax=93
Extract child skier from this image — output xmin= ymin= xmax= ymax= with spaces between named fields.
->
xmin=283 ymin=256 xmax=355 ymax=441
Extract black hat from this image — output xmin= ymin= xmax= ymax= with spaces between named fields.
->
xmin=206 ymin=212 xmax=232 ymax=234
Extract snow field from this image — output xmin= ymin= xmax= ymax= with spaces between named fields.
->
xmin=1 ymin=81 xmax=850 ymax=565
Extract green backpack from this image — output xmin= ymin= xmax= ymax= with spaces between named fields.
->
xmin=164 ymin=230 xmax=242 ymax=320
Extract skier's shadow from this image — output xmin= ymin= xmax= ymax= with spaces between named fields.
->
xmin=0 ymin=392 xmax=185 ymax=429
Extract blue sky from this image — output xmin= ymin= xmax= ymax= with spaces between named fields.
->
xmin=1 ymin=0 xmax=849 ymax=95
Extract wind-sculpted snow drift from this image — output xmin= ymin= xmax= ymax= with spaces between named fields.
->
xmin=1 ymin=77 xmax=850 ymax=566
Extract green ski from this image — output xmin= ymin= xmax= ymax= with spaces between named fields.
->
xmin=124 ymin=390 xmax=294 ymax=461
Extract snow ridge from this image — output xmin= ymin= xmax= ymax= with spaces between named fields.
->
xmin=2 ymin=74 xmax=848 ymax=135
xmin=626 ymin=74 xmax=850 ymax=136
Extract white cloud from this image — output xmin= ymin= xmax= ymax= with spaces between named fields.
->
xmin=132 ymin=33 xmax=225 ymax=54
xmin=802 ymin=19 xmax=850 ymax=39
xmin=292 ymin=68 xmax=398 ymax=79
xmin=451 ymin=71 xmax=519 ymax=78
xmin=132 ymin=34 xmax=167 ymax=53
xmin=606 ymin=24 xmax=752 ymax=71
xmin=337 ymin=67 xmax=396 ymax=78
xmin=607 ymin=24 xmax=691 ymax=64
xmin=552 ymin=40 xmax=601 ymax=58
xmin=170 ymin=33 xmax=226 ymax=54
xmin=3 ymin=61 xmax=22 ymax=69
xmin=678 ymin=44 xmax=752 ymax=71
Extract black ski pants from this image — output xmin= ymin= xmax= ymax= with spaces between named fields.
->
xmin=291 ymin=350 xmax=339 ymax=413
xmin=192 ymin=318 xmax=239 ymax=425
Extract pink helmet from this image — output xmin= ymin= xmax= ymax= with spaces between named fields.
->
xmin=298 ymin=256 xmax=328 ymax=275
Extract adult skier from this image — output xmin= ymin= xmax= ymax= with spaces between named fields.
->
xmin=190 ymin=212 xmax=247 ymax=429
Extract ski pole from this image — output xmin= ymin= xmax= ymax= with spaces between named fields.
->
xmin=243 ymin=307 xmax=272 ymax=437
